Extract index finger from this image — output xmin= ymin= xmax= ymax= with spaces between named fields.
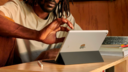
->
xmin=67 ymin=20 xmax=74 ymax=29
xmin=61 ymin=18 xmax=74 ymax=29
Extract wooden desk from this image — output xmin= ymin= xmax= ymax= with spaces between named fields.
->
xmin=0 ymin=55 xmax=128 ymax=72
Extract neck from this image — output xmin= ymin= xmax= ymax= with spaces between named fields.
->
xmin=33 ymin=5 xmax=49 ymax=19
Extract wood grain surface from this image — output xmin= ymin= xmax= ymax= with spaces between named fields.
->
xmin=0 ymin=56 xmax=127 ymax=72
xmin=70 ymin=0 xmax=128 ymax=36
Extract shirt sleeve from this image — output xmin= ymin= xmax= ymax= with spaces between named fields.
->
xmin=0 ymin=0 xmax=19 ymax=18
xmin=67 ymin=14 xmax=82 ymax=30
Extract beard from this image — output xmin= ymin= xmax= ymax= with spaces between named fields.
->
xmin=38 ymin=0 xmax=58 ymax=13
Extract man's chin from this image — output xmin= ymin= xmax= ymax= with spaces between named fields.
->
xmin=42 ymin=7 xmax=56 ymax=13
xmin=42 ymin=8 xmax=54 ymax=13
xmin=44 ymin=9 xmax=53 ymax=13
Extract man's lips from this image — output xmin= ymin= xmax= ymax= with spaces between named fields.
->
xmin=47 ymin=2 xmax=56 ymax=8
xmin=49 ymin=3 xmax=55 ymax=7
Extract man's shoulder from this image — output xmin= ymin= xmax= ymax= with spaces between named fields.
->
xmin=2 ymin=0 xmax=22 ymax=7
xmin=8 ymin=0 xmax=31 ymax=11
xmin=11 ymin=0 xmax=22 ymax=5
xmin=6 ymin=0 xmax=26 ymax=6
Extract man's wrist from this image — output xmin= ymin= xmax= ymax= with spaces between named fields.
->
xmin=34 ymin=30 xmax=42 ymax=42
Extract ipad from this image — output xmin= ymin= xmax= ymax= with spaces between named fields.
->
xmin=43 ymin=30 xmax=108 ymax=65
xmin=60 ymin=30 xmax=108 ymax=52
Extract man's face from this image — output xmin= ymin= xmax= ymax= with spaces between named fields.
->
xmin=38 ymin=0 xmax=60 ymax=13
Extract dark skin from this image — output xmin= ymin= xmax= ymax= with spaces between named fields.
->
xmin=0 ymin=0 xmax=73 ymax=61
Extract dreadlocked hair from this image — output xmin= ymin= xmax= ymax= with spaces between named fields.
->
xmin=23 ymin=0 xmax=73 ymax=19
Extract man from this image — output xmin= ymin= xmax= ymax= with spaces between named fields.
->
xmin=0 ymin=0 xmax=82 ymax=63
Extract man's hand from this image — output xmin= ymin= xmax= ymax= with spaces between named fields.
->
xmin=37 ymin=18 xmax=74 ymax=44
xmin=35 ymin=18 xmax=73 ymax=60
xmin=35 ymin=48 xmax=60 ymax=60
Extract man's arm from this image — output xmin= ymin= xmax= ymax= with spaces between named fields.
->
xmin=0 ymin=11 xmax=39 ymax=40
xmin=0 ymin=11 xmax=74 ymax=44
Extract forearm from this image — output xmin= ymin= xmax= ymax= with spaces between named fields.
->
xmin=0 ymin=15 xmax=39 ymax=40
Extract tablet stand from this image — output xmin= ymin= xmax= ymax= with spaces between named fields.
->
xmin=56 ymin=51 xmax=104 ymax=65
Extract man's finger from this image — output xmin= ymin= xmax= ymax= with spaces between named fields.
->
xmin=67 ymin=21 xmax=74 ymax=29
xmin=55 ymin=18 xmax=67 ymax=24
xmin=60 ymin=27 xmax=70 ymax=32
xmin=54 ymin=27 xmax=70 ymax=32
xmin=55 ymin=18 xmax=74 ymax=29
xmin=61 ymin=18 xmax=74 ymax=29
xmin=55 ymin=37 xmax=65 ymax=43
xmin=54 ymin=27 xmax=61 ymax=32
